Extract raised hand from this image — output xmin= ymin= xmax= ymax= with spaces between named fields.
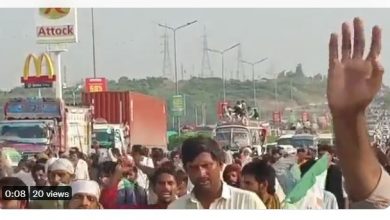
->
xmin=327 ymin=17 xmax=384 ymax=117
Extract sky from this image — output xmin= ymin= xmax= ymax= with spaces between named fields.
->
xmin=1 ymin=8 xmax=390 ymax=90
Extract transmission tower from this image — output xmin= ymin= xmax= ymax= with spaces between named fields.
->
xmin=236 ymin=45 xmax=246 ymax=81
xmin=161 ymin=29 xmax=173 ymax=79
xmin=201 ymin=26 xmax=213 ymax=77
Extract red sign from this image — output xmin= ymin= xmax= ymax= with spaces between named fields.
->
xmin=85 ymin=77 xmax=108 ymax=93
xmin=273 ymin=111 xmax=282 ymax=123
xmin=302 ymin=111 xmax=309 ymax=122
xmin=217 ymin=101 xmax=228 ymax=120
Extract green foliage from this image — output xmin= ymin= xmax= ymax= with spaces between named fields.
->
xmin=0 ymin=64 xmax=334 ymax=124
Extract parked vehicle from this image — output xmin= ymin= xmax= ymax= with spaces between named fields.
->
xmin=0 ymin=98 xmax=92 ymax=157
xmin=82 ymin=91 xmax=167 ymax=149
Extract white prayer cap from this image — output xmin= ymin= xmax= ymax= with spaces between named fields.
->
xmin=45 ymin=157 xmax=58 ymax=173
xmin=49 ymin=158 xmax=74 ymax=174
xmin=242 ymin=147 xmax=252 ymax=154
xmin=71 ymin=180 xmax=101 ymax=200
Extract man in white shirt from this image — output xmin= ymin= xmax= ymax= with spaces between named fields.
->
xmin=69 ymin=147 xmax=90 ymax=180
xmin=168 ymin=136 xmax=266 ymax=209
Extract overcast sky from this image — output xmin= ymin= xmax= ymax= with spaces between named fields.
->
xmin=1 ymin=8 xmax=390 ymax=90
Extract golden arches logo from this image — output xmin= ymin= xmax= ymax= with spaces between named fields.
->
xmin=39 ymin=8 xmax=70 ymax=20
xmin=23 ymin=53 xmax=55 ymax=81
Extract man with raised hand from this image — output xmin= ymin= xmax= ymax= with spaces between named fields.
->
xmin=327 ymin=17 xmax=390 ymax=208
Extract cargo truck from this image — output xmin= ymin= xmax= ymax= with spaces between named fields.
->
xmin=0 ymin=98 xmax=92 ymax=157
xmin=82 ymin=91 xmax=168 ymax=150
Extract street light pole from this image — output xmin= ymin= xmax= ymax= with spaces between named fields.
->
xmin=252 ymin=64 xmax=256 ymax=106
xmin=241 ymin=58 xmax=268 ymax=108
xmin=158 ymin=20 xmax=198 ymax=134
xmin=173 ymin=30 xmax=178 ymax=94
xmin=221 ymin=54 xmax=225 ymax=101
xmin=91 ymin=8 xmax=97 ymax=78
xmin=208 ymin=43 xmax=240 ymax=102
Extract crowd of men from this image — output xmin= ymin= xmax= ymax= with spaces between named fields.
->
xmin=1 ymin=17 xmax=390 ymax=209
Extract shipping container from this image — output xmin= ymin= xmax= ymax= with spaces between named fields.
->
xmin=82 ymin=91 xmax=167 ymax=149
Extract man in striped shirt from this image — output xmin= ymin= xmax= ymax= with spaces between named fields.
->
xmin=168 ymin=136 xmax=266 ymax=209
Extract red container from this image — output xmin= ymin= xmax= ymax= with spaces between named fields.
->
xmin=82 ymin=91 xmax=167 ymax=148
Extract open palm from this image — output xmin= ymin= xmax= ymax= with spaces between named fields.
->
xmin=327 ymin=18 xmax=384 ymax=116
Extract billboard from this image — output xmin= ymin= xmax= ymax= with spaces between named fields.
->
xmin=172 ymin=95 xmax=185 ymax=117
xmin=21 ymin=53 xmax=56 ymax=88
xmin=84 ymin=77 xmax=108 ymax=93
xmin=35 ymin=8 xmax=78 ymax=44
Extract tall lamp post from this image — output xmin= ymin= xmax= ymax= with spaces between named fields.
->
xmin=91 ymin=8 xmax=97 ymax=78
xmin=158 ymin=20 xmax=198 ymax=134
xmin=241 ymin=57 xmax=268 ymax=108
xmin=207 ymin=43 xmax=240 ymax=102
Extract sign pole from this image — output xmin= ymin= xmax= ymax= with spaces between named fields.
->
xmin=48 ymin=48 xmax=68 ymax=99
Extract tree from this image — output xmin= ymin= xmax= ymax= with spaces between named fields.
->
xmin=118 ymin=76 xmax=129 ymax=85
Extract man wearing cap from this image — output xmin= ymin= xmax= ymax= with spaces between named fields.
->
xmin=240 ymin=147 xmax=253 ymax=167
xmin=68 ymin=180 xmax=103 ymax=209
xmin=47 ymin=158 xmax=75 ymax=186
xmin=30 ymin=158 xmax=75 ymax=209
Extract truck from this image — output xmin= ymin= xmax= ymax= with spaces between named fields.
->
xmin=213 ymin=120 xmax=268 ymax=155
xmin=93 ymin=120 xmax=126 ymax=155
xmin=82 ymin=91 xmax=168 ymax=150
xmin=0 ymin=97 xmax=92 ymax=157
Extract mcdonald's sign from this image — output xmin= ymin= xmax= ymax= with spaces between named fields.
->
xmin=21 ymin=53 xmax=56 ymax=88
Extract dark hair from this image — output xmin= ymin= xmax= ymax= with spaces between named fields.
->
xmin=98 ymin=161 xmax=117 ymax=177
xmin=318 ymin=145 xmax=334 ymax=154
xmin=223 ymin=164 xmax=241 ymax=185
xmin=31 ymin=163 xmax=45 ymax=174
xmin=176 ymin=169 xmax=188 ymax=185
xmin=152 ymin=148 xmax=164 ymax=161
xmin=260 ymin=154 xmax=273 ymax=164
xmin=181 ymin=136 xmax=224 ymax=167
xmin=0 ymin=177 xmax=27 ymax=187
xmin=300 ymin=159 xmax=317 ymax=177
xmin=170 ymin=150 xmax=180 ymax=160
xmin=111 ymin=148 xmax=121 ymax=157
xmin=241 ymin=161 xmax=276 ymax=195
xmin=36 ymin=158 xmax=48 ymax=164
xmin=70 ymin=147 xmax=79 ymax=153
xmin=150 ymin=166 xmax=178 ymax=187
xmin=69 ymin=147 xmax=83 ymax=158
xmin=17 ymin=159 xmax=28 ymax=169
xmin=141 ymin=147 xmax=150 ymax=157
xmin=132 ymin=145 xmax=143 ymax=154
